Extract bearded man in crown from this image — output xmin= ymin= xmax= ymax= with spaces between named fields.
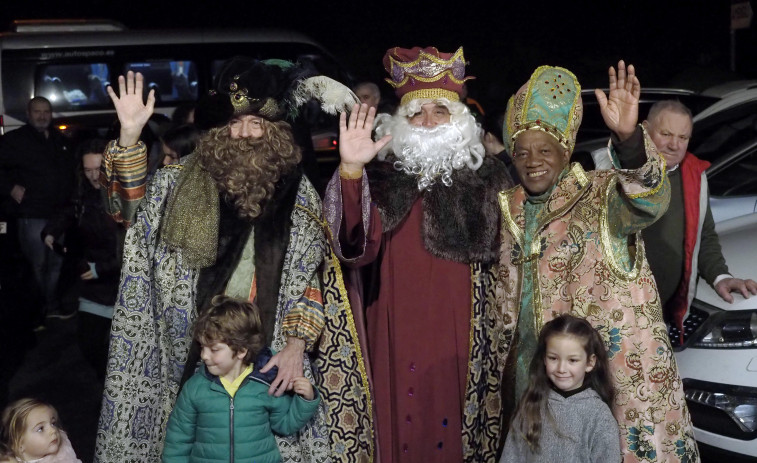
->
xmin=94 ymin=58 xmax=375 ymax=463
xmin=324 ymin=46 xmax=513 ymax=462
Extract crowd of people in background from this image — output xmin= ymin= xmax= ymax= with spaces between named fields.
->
xmin=1 ymin=44 xmax=756 ymax=463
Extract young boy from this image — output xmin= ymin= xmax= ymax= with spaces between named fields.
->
xmin=162 ymin=296 xmax=320 ymax=463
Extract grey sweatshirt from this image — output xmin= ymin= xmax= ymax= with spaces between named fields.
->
xmin=500 ymin=388 xmax=621 ymax=463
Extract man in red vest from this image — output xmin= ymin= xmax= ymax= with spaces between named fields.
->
xmin=641 ymin=100 xmax=757 ymax=332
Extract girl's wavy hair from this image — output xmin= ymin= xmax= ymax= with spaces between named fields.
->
xmin=0 ymin=398 xmax=59 ymax=459
xmin=193 ymin=295 xmax=265 ymax=364
xmin=512 ymin=314 xmax=614 ymax=453
xmin=197 ymin=118 xmax=301 ymax=220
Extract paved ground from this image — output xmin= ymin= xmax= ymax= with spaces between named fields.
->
xmin=6 ymin=316 xmax=102 ymax=463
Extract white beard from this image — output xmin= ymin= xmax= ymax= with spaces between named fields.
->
xmin=374 ymin=112 xmax=484 ymax=191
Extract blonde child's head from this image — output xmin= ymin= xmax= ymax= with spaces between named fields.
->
xmin=1 ymin=398 xmax=62 ymax=461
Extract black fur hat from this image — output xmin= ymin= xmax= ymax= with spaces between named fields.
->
xmin=194 ymin=56 xmax=357 ymax=131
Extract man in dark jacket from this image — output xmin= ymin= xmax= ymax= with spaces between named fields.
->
xmin=0 ymin=96 xmax=75 ymax=322
xmin=641 ymin=100 xmax=757 ymax=332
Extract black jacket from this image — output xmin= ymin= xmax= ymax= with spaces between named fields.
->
xmin=0 ymin=124 xmax=74 ymax=218
xmin=43 ymin=181 xmax=124 ymax=305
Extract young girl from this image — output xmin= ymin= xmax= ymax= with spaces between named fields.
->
xmin=500 ymin=315 xmax=621 ymax=463
xmin=0 ymin=399 xmax=81 ymax=463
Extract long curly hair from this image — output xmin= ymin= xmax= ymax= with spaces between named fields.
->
xmin=196 ymin=119 xmax=301 ymax=220
xmin=512 ymin=314 xmax=614 ymax=453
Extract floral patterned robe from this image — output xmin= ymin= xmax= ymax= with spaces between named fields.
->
xmin=495 ymin=129 xmax=700 ymax=463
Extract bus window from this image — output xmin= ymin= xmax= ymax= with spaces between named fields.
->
xmin=35 ymin=63 xmax=110 ymax=108
xmin=124 ymin=60 xmax=198 ymax=104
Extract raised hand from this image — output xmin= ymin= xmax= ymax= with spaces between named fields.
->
xmin=338 ymin=103 xmax=392 ymax=176
xmin=594 ymin=60 xmax=640 ymax=142
xmin=106 ymin=71 xmax=155 ymax=146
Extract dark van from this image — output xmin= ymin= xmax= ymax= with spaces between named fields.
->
xmin=0 ymin=20 xmax=350 ymax=162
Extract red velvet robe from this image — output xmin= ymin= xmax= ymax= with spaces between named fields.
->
xmin=340 ymin=178 xmax=471 ymax=462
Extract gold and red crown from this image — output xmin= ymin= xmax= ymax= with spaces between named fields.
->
xmin=383 ymin=46 xmax=474 ymax=106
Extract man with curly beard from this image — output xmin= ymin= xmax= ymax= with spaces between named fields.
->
xmin=324 ymin=46 xmax=513 ymax=462
xmin=94 ymin=58 xmax=373 ymax=463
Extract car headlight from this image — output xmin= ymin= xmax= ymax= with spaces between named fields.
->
xmin=685 ymin=384 xmax=757 ymax=434
xmin=689 ymin=309 xmax=757 ymax=348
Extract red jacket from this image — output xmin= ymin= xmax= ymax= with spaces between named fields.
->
xmin=669 ymin=153 xmax=710 ymax=337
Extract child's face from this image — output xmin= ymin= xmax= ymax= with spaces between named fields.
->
xmin=200 ymin=341 xmax=248 ymax=382
xmin=544 ymin=334 xmax=597 ymax=392
xmin=19 ymin=406 xmax=60 ymax=460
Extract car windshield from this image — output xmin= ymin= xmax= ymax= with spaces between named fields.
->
xmin=707 ymin=141 xmax=757 ymax=196
xmin=690 ymin=100 xmax=757 ymax=164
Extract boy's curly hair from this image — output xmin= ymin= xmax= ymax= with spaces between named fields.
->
xmin=193 ymin=295 xmax=265 ymax=364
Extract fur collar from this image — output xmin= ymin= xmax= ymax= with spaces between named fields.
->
xmin=181 ymin=167 xmax=302 ymax=388
xmin=366 ymin=156 xmax=512 ymax=264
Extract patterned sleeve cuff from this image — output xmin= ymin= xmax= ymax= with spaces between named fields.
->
xmin=102 ymin=140 xmax=148 ymax=225
xmin=339 ymin=165 xmax=364 ymax=180
xmin=106 ymin=139 xmax=147 ymax=169
xmin=280 ymin=287 xmax=326 ymax=351
xmin=615 ymin=127 xmax=667 ymax=200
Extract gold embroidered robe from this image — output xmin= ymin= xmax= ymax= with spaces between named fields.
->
xmin=495 ymin=132 xmax=700 ymax=463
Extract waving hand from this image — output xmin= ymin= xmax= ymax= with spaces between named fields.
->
xmin=338 ymin=103 xmax=392 ymax=176
xmin=594 ymin=60 xmax=640 ymax=142
xmin=106 ymin=71 xmax=156 ymax=146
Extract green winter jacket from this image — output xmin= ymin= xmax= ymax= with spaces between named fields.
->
xmin=162 ymin=350 xmax=321 ymax=463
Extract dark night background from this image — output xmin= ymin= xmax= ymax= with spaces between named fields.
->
xmin=2 ymin=1 xmax=756 ymax=462
xmin=2 ymin=0 xmax=756 ymax=110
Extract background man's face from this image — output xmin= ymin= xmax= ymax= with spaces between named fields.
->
xmin=355 ymin=86 xmax=380 ymax=109
xmin=408 ymin=103 xmax=451 ymax=127
xmin=27 ymin=100 xmax=52 ymax=132
xmin=162 ymin=143 xmax=179 ymax=166
xmin=82 ymin=153 xmax=103 ymax=189
xmin=645 ymin=110 xmax=692 ymax=169
xmin=229 ymin=115 xmax=265 ymax=139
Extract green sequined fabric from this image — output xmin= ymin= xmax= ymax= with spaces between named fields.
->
xmin=160 ymin=154 xmax=219 ymax=268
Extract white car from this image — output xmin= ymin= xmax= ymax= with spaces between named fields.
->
xmin=673 ymin=212 xmax=757 ymax=460
xmin=690 ymin=86 xmax=757 ymax=223
xmin=706 ymin=141 xmax=757 ymax=223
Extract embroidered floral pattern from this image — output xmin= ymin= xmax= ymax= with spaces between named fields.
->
xmin=497 ymin=143 xmax=698 ymax=462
